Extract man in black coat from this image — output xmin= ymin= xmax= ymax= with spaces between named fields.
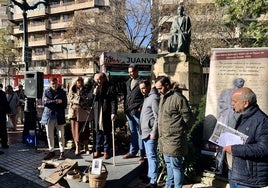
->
xmin=123 ymin=63 xmax=145 ymax=162
xmin=0 ymin=83 xmax=11 ymax=149
xmin=88 ymin=73 xmax=118 ymax=159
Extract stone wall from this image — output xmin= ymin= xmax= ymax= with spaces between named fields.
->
xmin=152 ymin=52 xmax=203 ymax=106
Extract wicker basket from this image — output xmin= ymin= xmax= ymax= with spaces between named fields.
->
xmin=88 ymin=165 xmax=108 ymax=188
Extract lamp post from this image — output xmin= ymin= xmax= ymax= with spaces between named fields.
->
xmin=10 ymin=0 xmax=48 ymax=144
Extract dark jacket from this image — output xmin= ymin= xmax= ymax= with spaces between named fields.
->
xmin=88 ymin=81 xmax=117 ymax=132
xmin=40 ymin=86 xmax=67 ymax=125
xmin=231 ymin=104 xmax=268 ymax=187
xmin=158 ymin=89 xmax=193 ymax=157
xmin=0 ymin=90 xmax=10 ymax=120
xmin=124 ymin=76 xmax=144 ymax=116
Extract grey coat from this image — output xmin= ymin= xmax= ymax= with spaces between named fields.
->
xmin=140 ymin=87 xmax=160 ymax=140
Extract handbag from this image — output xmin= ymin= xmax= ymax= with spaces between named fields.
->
xmin=6 ymin=116 xmax=13 ymax=129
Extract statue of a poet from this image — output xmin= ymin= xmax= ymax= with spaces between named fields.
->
xmin=168 ymin=5 xmax=191 ymax=54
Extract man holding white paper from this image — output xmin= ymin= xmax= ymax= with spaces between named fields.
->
xmin=223 ymin=87 xmax=268 ymax=188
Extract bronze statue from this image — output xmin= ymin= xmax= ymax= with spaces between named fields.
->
xmin=168 ymin=6 xmax=191 ymax=54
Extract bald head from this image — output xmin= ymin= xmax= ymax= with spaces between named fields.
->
xmin=94 ymin=73 xmax=107 ymax=86
xmin=231 ymin=87 xmax=257 ymax=113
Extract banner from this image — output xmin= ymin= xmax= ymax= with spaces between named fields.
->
xmin=204 ymin=48 xmax=268 ymax=141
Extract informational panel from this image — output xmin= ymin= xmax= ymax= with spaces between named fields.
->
xmin=204 ymin=48 xmax=268 ymax=141
xmin=206 ymin=48 xmax=268 ymax=116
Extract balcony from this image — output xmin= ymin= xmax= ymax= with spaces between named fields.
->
xmin=29 ymin=35 xmax=50 ymax=47
xmin=32 ymin=50 xmax=50 ymax=61
xmin=13 ymin=20 xmax=50 ymax=35
xmin=51 ymin=52 xmax=81 ymax=60
xmin=50 ymin=0 xmax=95 ymax=14
xmin=13 ymin=8 xmax=48 ymax=21
xmin=50 ymin=20 xmax=72 ymax=30
xmin=15 ymin=35 xmax=50 ymax=48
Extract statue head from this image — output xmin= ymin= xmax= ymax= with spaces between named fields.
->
xmin=177 ymin=6 xmax=184 ymax=16
xmin=233 ymin=78 xmax=245 ymax=88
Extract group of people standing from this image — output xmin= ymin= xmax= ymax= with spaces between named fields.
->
xmin=39 ymin=64 xmax=193 ymax=188
xmin=0 ymin=83 xmax=26 ymax=149
xmin=41 ymin=72 xmax=118 ymax=161
xmin=123 ymin=63 xmax=193 ymax=188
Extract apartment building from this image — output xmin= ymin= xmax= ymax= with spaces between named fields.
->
xmin=7 ymin=0 xmax=110 ymax=87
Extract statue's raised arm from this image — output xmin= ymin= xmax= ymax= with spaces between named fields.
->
xmin=168 ymin=5 xmax=191 ymax=54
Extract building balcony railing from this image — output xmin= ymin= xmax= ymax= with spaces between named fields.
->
xmin=51 ymin=52 xmax=82 ymax=60
xmin=32 ymin=50 xmax=50 ymax=61
xmin=50 ymin=21 xmax=72 ymax=30
xmin=14 ymin=34 xmax=50 ymax=48
xmin=13 ymin=20 xmax=50 ymax=34
xmin=12 ymin=8 xmax=49 ymax=21
xmin=50 ymin=0 xmax=95 ymax=14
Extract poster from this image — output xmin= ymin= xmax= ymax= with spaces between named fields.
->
xmin=203 ymin=48 xmax=268 ymax=143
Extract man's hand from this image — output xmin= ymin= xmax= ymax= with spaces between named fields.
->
xmin=56 ymin=99 xmax=62 ymax=104
xmin=223 ymin=145 xmax=232 ymax=154
xmin=150 ymin=134 xmax=157 ymax=140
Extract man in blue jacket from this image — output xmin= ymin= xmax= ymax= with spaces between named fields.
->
xmin=41 ymin=77 xmax=67 ymax=160
xmin=223 ymin=87 xmax=268 ymax=188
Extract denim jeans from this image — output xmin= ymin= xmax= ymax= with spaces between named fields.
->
xmin=228 ymin=171 xmax=251 ymax=188
xmin=230 ymin=183 xmax=252 ymax=188
xmin=95 ymin=130 xmax=111 ymax=152
xmin=228 ymin=170 xmax=236 ymax=188
xmin=143 ymin=137 xmax=158 ymax=184
xmin=126 ymin=113 xmax=145 ymax=156
xmin=164 ymin=155 xmax=184 ymax=188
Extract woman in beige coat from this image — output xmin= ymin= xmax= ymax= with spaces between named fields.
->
xmin=68 ymin=77 xmax=91 ymax=155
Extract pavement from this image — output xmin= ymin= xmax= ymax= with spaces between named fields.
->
xmin=0 ymin=124 xmax=216 ymax=188
xmin=0 ymin=124 xmax=146 ymax=188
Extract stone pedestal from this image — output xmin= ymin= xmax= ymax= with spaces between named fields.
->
xmin=152 ymin=52 xmax=203 ymax=106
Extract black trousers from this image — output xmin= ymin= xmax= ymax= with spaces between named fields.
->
xmin=0 ymin=118 xmax=8 ymax=147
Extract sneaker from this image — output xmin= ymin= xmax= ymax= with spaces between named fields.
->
xmin=122 ymin=152 xmax=137 ymax=159
xmin=59 ymin=152 xmax=64 ymax=160
xmin=145 ymin=183 xmax=157 ymax=188
xmin=43 ymin=152 xmax=55 ymax=160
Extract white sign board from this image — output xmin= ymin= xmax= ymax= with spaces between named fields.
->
xmin=206 ymin=48 xmax=268 ymax=116
xmin=204 ymin=48 xmax=268 ymax=140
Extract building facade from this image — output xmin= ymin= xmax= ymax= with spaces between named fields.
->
xmin=7 ymin=0 xmax=110 ymax=87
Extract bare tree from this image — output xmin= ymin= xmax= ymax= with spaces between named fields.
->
xmin=64 ymin=0 xmax=156 ymax=56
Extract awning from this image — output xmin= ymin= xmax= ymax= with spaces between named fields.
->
xmin=108 ymin=71 xmax=151 ymax=76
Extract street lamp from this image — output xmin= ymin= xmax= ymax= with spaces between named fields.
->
xmin=10 ymin=0 xmax=48 ymax=71
xmin=10 ymin=0 xmax=49 ymax=145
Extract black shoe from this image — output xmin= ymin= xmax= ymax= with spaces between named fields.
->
xmin=145 ymin=183 xmax=157 ymax=188
xmin=140 ymin=175 xmax=150 ymax=184
xmin=43 ymin=152 xmax=55 ymax=160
